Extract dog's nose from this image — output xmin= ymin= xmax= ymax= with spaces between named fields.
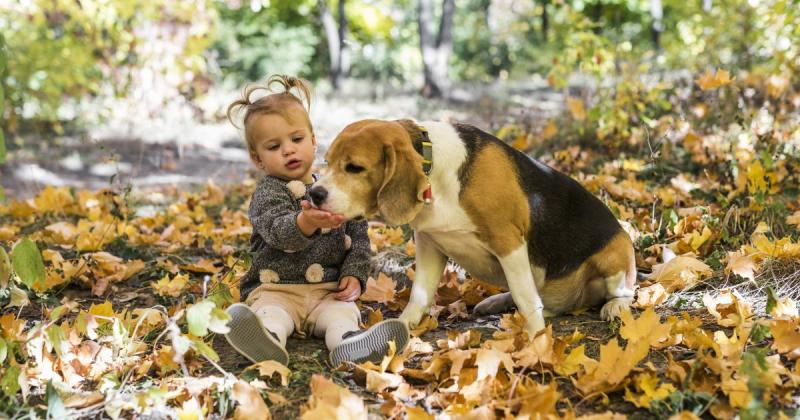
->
xmin=309 ymin=186 xmax=328 ymax=206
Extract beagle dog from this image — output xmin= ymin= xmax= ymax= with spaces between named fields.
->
xmin=309 ymin=119 xmax=637 ymax=336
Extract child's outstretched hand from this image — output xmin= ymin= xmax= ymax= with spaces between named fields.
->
xmin=298 ymin=200 xmax=346 ymax=235
xmin=335 ymin=276 xmax=361 ymax=302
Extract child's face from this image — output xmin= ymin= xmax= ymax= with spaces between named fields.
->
xmin=249 ymin=106 xmax=316 ymax=183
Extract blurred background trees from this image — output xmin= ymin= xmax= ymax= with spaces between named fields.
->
xmin=0 ymin=0 xmax=798 ymax=143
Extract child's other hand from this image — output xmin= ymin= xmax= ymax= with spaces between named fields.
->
xmin=335 ymin=276 xmax=361 ymax=301
xmin=298 ymin=200 xmax=345 ymax=232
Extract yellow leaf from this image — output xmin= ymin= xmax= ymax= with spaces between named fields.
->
xmin=647 ymin=255 xmax=713 ymax=292
xmin=232 ymin=380 xmax=271 ymax=420
xmin=770 ymin=320 xmax=800 ymax=359
xmin=405 ymin=406 xmax=433 ymax=420
xmin=634 ymin=283 xmax=669 ymax=308
xmin=475 ymin=348 xmax=515 ymax=380
xmin=787 ymin=210 xmax=800 ymax=228
xmin=619 ymin=307 xmax=673 ymax=349
xmin=702 ymin=289 xmax=752 ymax=328
xmin=542 ymin=120 xmax=558 ymax=140
xmin=153 ymin=273 xmax=189 ymax=298
xmin=301 ymin=375 xmax=367 ymax=420
xmin=176 ymin=397 xmax=204 ymax=420
xmin=359 ymin=273 xmax=396 ymax=304
xmin=696 ymin=68 xmax=735 ymax=90
xmin=624 ymin=372 xmax=676 ymax=408
xmin=248 ymin=360 xmax=291 ymax=386
xmin=724 ymin=250 xmax=759 ymax=282
xmin=566 ymin=97 xmax=586 ymax=121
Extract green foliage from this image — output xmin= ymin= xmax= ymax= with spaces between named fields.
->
xmin=212 ymin=1 xmax=320 ymax=84
xmin=11 ymin=238 xmax=46 ymax=290
xmin=0 ymin=1 xmax=216 ymax=127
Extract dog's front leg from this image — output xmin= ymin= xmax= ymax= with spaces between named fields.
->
xmin=399 ymin=232 xmax=447 ymax=328
xmin=498 ymin=244 xmax=546 ymax=337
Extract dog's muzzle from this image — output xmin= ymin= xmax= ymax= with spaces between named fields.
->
xmin=309 ymin=186 xmax=328 ymax=207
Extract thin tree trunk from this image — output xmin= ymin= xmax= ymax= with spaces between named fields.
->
xmin=418 ymin=0 xmax=455 ymax=98
xmin=541 ymin=0 xmax=549 ymax=42
xmin=650 ymin=0 xmax=663 ymax=50
xmin=320 ymin=0 xmax=345 ymax=90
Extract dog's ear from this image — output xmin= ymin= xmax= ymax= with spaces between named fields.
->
xmin=377 ymin=141 xmax=427 ymax=225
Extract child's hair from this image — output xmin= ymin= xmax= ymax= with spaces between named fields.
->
xmin=227 ymin=74 xmax=314 ymax=157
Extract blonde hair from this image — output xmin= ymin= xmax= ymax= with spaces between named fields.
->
xmin=227 ymin=74 xmax=314 ymax=157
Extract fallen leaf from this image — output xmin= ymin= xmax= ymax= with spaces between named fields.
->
xmin=248 ymin=360 xmax=291 ymax=386
xmin=232 ymin=380 xmax=270 ymax=420
xmin=301 ymin=375 xmax=367 ymax=420
xmin=359 ymin=273 xmax=396 ymax=304
xmin=647 ymin=255 xmax=712 ymax=292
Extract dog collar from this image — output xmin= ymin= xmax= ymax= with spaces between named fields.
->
xmin=419 ymin=126 xmax=433 ymax=205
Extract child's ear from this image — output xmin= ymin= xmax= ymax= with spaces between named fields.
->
xmin=311 ymin=133 xmax=317 ymax=147
xmin=250 ymin=153 xmax=262 ymax=168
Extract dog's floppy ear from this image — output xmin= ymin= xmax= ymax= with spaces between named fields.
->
xmin=377 ymin=141 xmax=427 ymax=225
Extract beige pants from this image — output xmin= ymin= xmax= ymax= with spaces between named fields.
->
xmin=245 ymin=282 xmax=361 ymax=351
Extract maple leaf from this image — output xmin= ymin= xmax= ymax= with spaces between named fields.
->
xmin=475 ymin=348 xmax=515 ymax=380
xmin=359 ymin=273 xmax=396 ymax=304
xmin=623 ymin=372 xmax=676 ymax=408
xmin=619 ymin=307 xmax=673 ymax=349
xmin=696 ymin=68 xmax=734 ymax=90
xmin=153 ymin=273 xmax=189 ymax=297
xmin=575 ymin=338 xmax=650 ymax=394
xmin=247 ymin=360 xmax=291 ymax=386
xmin=232 ymin=380 xmax=271 ymax=420
xmin=301 ymin=375 xmax=367 ymax=420
xmin=647 ymin=255 xmax=713 ymax=292
xmin=634 ymin=283 xmax=669 ymax=308
xmin=725 ymin=250 xmax=759 ymax=282
xmin=566 ymin=97 xmax=586 ymax=121
xmin=703 ymin=289 xmax=753 ymax=328
xmin=770 ymin=320 xmax=800 ymax=359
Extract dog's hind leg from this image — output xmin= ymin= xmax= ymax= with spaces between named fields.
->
xmin=399 ymin=232 xmax=448 ymax=328
xmin=472 ymin=292 xmax=515 ymax=315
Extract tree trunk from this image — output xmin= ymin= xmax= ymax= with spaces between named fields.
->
xmin=321 ymin=0 xmax=346 ymax=90
xmin=541 ymin=0 xmax=549 ymax=42
xmin=418 ymin=0 xmax=455 ymax=98
xmin=650 ymin=0 xmax=663 ymax=50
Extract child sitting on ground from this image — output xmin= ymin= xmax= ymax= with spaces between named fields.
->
xmin=223 ymin=74 xmax=409 ymax=367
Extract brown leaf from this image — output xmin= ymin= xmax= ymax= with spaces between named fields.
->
xmin=647 ymin=255 xmax=712 ymax=292
xmin=359 ymin=273 xmax=396 ymax=304
xmin=232 ymin=380 xmax=271 ymax=420
xmin=301 ymin=375 xmax=367 ymax=420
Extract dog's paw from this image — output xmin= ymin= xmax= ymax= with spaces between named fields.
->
xmin=398 ymin=308 xmax=425 ymax=328
xmin=600 ymin=297 xmax=634 ymax=320
xmin=472 ymin=292 xmax=515 ymax=316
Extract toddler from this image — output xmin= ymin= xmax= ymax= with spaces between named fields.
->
xmin=224 ymin=75 xmax=408 ymax=367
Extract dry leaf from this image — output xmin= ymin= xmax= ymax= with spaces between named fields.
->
xmin=647 ymin=255 xmax=712 ymax=292
xmin=232 ymin=380 xmax=271 ymax=420
xmin=301 ymin=375 xmax=367 ymax=420
xmin=359 ymin=273 xmax=396 ymax=304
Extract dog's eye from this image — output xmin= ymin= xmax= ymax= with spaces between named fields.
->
xmin=345 ymin=163 xmax=365 ymax=174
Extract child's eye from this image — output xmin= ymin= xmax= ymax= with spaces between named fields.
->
xmin=267 ymin=144 xmax=279 ymax=151
xmin=345 ymin=163 xmax=365 ymax=174
xmin=292 ymin=137 xmax=303 ymax=143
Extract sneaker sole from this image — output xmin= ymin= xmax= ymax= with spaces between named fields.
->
xmin=329 ymin=319 xmax=410 ymax=367
xmin=224 ymin=303 xmax=289 ymax=366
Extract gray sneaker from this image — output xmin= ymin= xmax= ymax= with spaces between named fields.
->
xmin=224 ymin=303 xmax=289 ymax=366
xmin=329 ymin=319 xmax=410 ymax=367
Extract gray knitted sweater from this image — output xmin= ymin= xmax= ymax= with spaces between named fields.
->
xmin=239 ymin=174 xmax=371 ymax=301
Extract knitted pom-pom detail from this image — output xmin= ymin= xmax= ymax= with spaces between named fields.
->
xmin=344 ymin=234 xmax=352 ymax=250
xmin=305 ymin=263 xmax=324 ymax=283
xmin=259 ymin=269 xmax=280 ymax=284
xmin=286 ymin=180 xmax=307 ymax=199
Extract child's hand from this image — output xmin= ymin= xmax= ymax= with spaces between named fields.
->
xmin=297 ymin=200 xmax=346 ymax=235
xmin=335 ymin=276 xmax=361 ymax=302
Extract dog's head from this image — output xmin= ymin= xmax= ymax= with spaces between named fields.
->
xmin=310 ymin=119 xmax=427 ymax=225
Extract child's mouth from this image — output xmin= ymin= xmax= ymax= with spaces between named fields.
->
xmin=286 ymin=159 xmax=302 ymax=169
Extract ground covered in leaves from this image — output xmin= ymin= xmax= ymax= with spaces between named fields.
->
xmin=2 ymin=71 xmax=800 ymax=419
